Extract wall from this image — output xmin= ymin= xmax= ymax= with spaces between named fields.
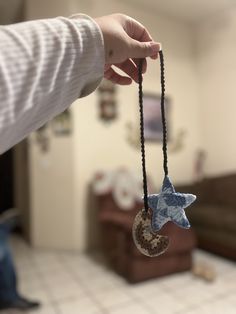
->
xmin=29 ymin=131 xmax=75 ymax=249
xmin=72 ymin=0 xmax=202 ymax=250
xmin=195 ymin=7 xmax=236 ymax=176
xmin=26 ymin=0 xmax=201 ymax=250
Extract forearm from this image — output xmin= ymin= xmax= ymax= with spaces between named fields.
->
xmin=0 ymin=15 xmax=104 ymax=153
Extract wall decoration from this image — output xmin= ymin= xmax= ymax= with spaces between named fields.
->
xmin=193 ymin=149 xmax=207 ymax=182
xmin=126 ymin=91 xmax=186 ymax=153
xmin=126 ymin=120 xmax=186 ymax=154
xmin=35 ymin=124 xmax=50 ymax=153
xmin=51 ymin=109 xmax=72 ymax=136
xmin=126 ymin=121 xmax=140 ymax=149
xmin=168 ymin=129 xmax=187 ymax=153
xmin=98 ymin=79 xmax=117 ymax=122
xmin=143 ymin=93 xmax=170 ymax=142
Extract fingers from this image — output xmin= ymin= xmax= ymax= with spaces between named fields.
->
xmin=129 ymin=40 xmax=160 ymax=59
xmin=115 ymin=59 xmax=139 ymax=83
xmin=107 ymin=58 xmax=146 ymax=85
xmin=104 ymin=67 xmax=132 ymax=85
xmin=132 ymin=58 xmax=147 ymax=74
xmin=125 ymin=16 xmax=160 ymax=59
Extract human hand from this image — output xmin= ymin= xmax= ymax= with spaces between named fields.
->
xmin=95 ymin=14 xmax=160 ymax=85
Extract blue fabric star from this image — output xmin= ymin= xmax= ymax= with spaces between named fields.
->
xmin=147 ymin=176 xmax=196 ymax=232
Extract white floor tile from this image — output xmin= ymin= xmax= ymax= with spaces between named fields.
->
xmin=58 ymin=296 xmax=102 ymax=314
xmin=6 ymin=236 xmax=236 ymax=314
xmin=27 ymin=305 xmax=57 ymax=314
xmin=144 ymin=292 xmax=187 ymax=313
xmin=160 ymin=272 xmax=192 ymax=290
xmin=18 ymin=273 xmax=44 ymax=292
xmin=20 ymin=287 xmax=51 ymax=305
xmin=108 ymin=302 xmax=151 ymax=314
xmin=128 ymin=279 xmax=164 ymax=299
xmin=93 ymin=288 xmax=133 ymax=309
xmin=48 ymin=285 xmax=85 ymax=302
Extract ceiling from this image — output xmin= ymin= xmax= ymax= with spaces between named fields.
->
xmin=132 ymin=0 xmax=236 ymax=23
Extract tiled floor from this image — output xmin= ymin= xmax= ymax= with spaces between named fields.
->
xmin=2 ymin=236 xmax=236 ymax=314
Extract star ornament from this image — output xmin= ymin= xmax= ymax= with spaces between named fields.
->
xmin=147 ymin=176 xmax=196 ymax=232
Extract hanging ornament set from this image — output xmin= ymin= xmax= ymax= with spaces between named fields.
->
xmin=132 ymin=50 xmax=197 ymax=257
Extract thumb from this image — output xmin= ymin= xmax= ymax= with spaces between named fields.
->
xmin=129 ymin=40 xmax=161 ymax=58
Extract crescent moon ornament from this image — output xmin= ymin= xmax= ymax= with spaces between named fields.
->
xmin=132 ymin=209 xmax=169 ymax=257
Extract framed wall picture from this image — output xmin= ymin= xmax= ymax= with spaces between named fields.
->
xmin=51 ymin=109 xmax=72 ymax=136
xmin=98 ymin=79 xmax=117 ymax=122
xmin=143 ymin=93 xmax=170 ymax=142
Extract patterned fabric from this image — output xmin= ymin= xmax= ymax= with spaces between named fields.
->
xmin=148 ymin=176 xmax=196 ymax=232
xmin=0 ymin=14 xmax=104 ymax=154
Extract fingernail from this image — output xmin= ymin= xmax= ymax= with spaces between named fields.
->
xmin=150 ymin=42 xmax=161 ymax=53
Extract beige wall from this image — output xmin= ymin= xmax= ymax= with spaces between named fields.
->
xmin=29 ymin=131 xmax=75 ymax=249
xmin=27 ymin=0 xmax=202 ymax=250
xmin=195 ymin=7 xmax=236 ymax=176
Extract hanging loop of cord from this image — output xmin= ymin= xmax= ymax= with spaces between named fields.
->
xmin=138 ymin=50 xmax=168 ymax=214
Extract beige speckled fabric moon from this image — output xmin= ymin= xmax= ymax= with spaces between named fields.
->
xmin=0 ymin=14 xmax=105 ymax=154
xmin=132 ymin=209 xmax=169 ymax=257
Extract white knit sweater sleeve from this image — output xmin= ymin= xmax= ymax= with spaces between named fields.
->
xmin=0 ymin=14 xmax=105 ymax=154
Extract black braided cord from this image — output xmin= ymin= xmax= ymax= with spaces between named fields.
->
xmin=138 ymin=59 xmax=149 ymax=213
xmin=138 ymin=50 xmax=168 ymax=214
xmin=159 ymin=50 xmax=168 ymax=176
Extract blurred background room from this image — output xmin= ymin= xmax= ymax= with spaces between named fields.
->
xmin=0 ymin=0 xmax=236 ymax=313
